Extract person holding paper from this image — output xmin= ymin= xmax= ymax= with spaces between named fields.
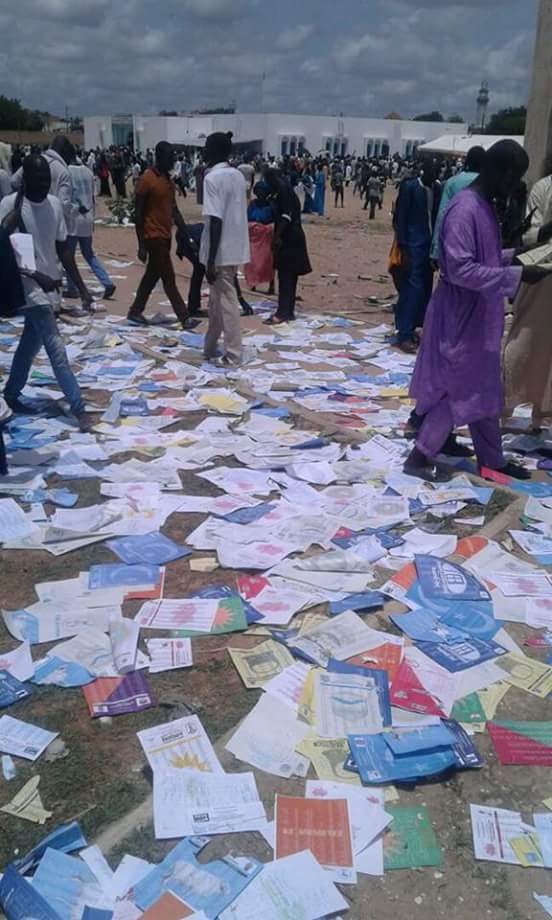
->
xmin=0 ymin=154 xmax=91 ymax=431
xmin=404 ymin=141 xmax=548 ymax=483
xmin=503 ymin=155 xmax=552 ymax=430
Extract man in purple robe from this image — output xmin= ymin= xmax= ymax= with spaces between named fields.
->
xmin=404 ymin=140 xmax=548 ymax=483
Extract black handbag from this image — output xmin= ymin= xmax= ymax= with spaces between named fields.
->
xmin=0 ymin=191 xmax=26 ymax=317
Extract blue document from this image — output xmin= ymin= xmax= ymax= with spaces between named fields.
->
xmin=33 ymin=849 xmax=111 ymax=919
xmin=0 ymin=670 xmax=31 ymax=708
xmin=384 ymin=723 xmax=456 ymax=756
xmin=13 ymin=822 xmax=87 ymax=874
xmin=329 ymin=591 xmax=384 ymax=616
xmin=119 ymin=398 xmax=149 ymax=416
xmin=88 ymin=563 xmax=161 ymax=589
xmin=390 ymin=609 xmax=466 ymax=644
xmin=107 ymin=533 xmax=191 ymax=566
xmin=0 ymin=865 xmax=61 ymax=919
xmin=347 ymin=733 xmax=457 ymax=785
xmin=405 ymin=580 xmax=500 ymax=641
xmin=32 ymin=657 xmax=95 ymax=688
xmin=328 ymin=658 xmax=392 ymax=727
xmin=220 ymin=503 xmax=275 ymax=525
xmin=132 ymin=836 xmax=263 ymax=917
xmin=441 ymin=719 xmax=483 ymax=769
xmin=416 ymin=636 xmax=507 ymax=672
xmin=191 ymin=584 xmax=262 ymax=624
xmin=81 ymin=910 xmax=113 ymax=920
xmin=415 ymin=555 xmax=491 ymax=602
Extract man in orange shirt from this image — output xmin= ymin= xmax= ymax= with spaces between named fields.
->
xmin=127 ymin=141 xmax=189 ymax=326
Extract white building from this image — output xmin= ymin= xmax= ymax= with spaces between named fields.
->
xmin=84 ymin=112 xmax=467 ymax=158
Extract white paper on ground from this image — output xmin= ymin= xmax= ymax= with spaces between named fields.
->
xmin=219 ymin=850 xmax=348 ymax=920
xmin=262 ymin=662 xmax=311 ymax=711
xmin=0 ymin=642 xmax=34 ymax=681
xmin=110 ymin=617 xmax=140 ymax=673
xmin=470 ymin=803 xmax=525 ymax=865
xmin=225 ymin=694 xmax=310 ymax=778
xmin=0 ymin=497 xmax=36 ymax=542
xmin=153 ymin=768 xmax=266 ymax=839
xmin=0 ymin=715 xmax=58 ymax=761
xmin=145 ymin=637 xmax=193 ymax=672
xmin=137 ymin=715 xmax=223 ymax=775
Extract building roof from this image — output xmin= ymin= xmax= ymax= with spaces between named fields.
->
xmin=418 ymin=134 xmax=524 ymax=155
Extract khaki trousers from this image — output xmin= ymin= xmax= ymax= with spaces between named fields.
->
xmin=203 ymin=265 xmax=242 ymax=363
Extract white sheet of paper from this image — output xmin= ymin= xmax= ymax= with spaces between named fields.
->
xmin=219 ymin=850 xmax=348 ymax=920
xmin=0 ymin=715 xmax=58 ymax=761
xmin=292 ymin=610 xmax=380 ymax=667
xmin=137 ymin=715 xmax=223 ymax=774
xmin=0 ymin=642 xmax=34 ymax=681
xmin=135 ymin=599 xmax=218 ymax=632
xmin=146 ymin=637 xmax=192 ymax=672
xmin=226 ymin=694 xmax=310 ymax=778
xmin=314 ymin=670 xmax=384 ymax=738
xmin=470 ymin=803 xmax=524 ymax=864
xmin=0 ymin=497 xmax=36 ymax=542
xmin=262 ymin=662 xmax=311 ymax=711
xmin=10 ymin=233 xmax=36 ymax=271
xmin=153 ymin=768 xmax=266 ymax=839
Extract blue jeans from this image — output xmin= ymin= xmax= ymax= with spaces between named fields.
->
xmin=4 ymin=304 xmax=84 ymax=414
xmin=395 ymin=243 xmax=433 ymax=343
xmin=66 ymin=235 xmax=112 ymax=294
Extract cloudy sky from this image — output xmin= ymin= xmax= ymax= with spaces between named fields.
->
xmin=0 ymin=0 xmax=539 ymax=120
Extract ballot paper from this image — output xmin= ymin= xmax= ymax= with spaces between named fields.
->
xmin=490 ymin=571 xmax=552 ymax=598
xmin=314 ymin=670 xmax=384 ymax=737
xmin=296 ymin=736 xmax=362 ymax=786
xmin=135 ymin=599 xmax=218 ymax=632
xmin=48 ymin=627 xmax=148 ymax=678
xmin=0 ymin=497 xmax=36 ymax=542
xmin=495 ymin=653 xmax=552 ymax=697
xmin=226 ymin=693 xmax=310 ymax=778
xmin=275 ymin=794 xmax=355 ymax=884
xmin=470 ymin=803 xmax=526 ymax=864
xmin=110 ymin=617 xmax=140 ymax=673
xmin=33 ymin=848 xmax=115 ymax=916
xmin=219 ymin=850 xmax=348 ymax=920
xmin=138 ymin=715 xmax=223 ymax=774
xmin=10 ymin=232 xmax=36 ymax=271
xmin=0 ymin=715 xmax=57 ymax=761
xmin=516 ymin=240 xmax=552 ymax=266
xmin=153 ymin=768 xmax=266 ymax=839
xmin=0 ymin=775 xmax=52 ymax=824
xmin=306 ymin=780 xmax=392 ymax=869
xmin=0 ymin=642 xmax=34 ymax=681
xmin=262 ymin=661 xmax=311 ymax=711
xmin=228 ymin=640 xmax=294 ymax=689
xmin=292 ymin=610 xmax=379 ymax=667
xmin=146 ymin=638 xmax=192 ymax=673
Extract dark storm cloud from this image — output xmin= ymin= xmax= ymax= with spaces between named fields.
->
xmin=0 ymin=0 xmax=538 ymax=119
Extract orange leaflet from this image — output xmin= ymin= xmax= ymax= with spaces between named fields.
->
xmin=275 ymin=794 xmax=353 ymax=870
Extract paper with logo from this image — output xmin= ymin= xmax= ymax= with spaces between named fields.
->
xmin=415 ymin=636 xmax=507 ymax=672
xmin=0 ymin=715 xmax=57 ymax=760
xmin=219 ymin=849 xmax=348 ymax=920
xmin=2 ymin=603 xmax=116 ymax=644
xmin=88 ymin=563 xmax=165 ymax=599
xmin=137 ymin=715 xmax=223 ymax=774
xmin=508 ymin=832 xmax=545 ymax=867
xmin=107 ymin=532 xmax=192 ymax=565
xmin=0 ymin=865 xmax=62 ymax=920
xmin=178 ymin=589 xmax=249 ymax=636
xmin=225 ymin=693 xmax=310 ymax=778
xmin=0 ymin=775 xmax=52 ymax=824
xmin=292 ymin=610 xmax=378 ymax=667
xmin=135 ymin=599 xmax=218 ymax=632
xmin=406 ymin=581 xmax=500 ymax=642
xmin=296 ymin=736 xmax=362 ymax=785
xmin=487 ymin=720 xmax=552 ymax=764
xmin=132 ymin=836 xmax=263 ymax=916
xmin=83 ymin=671 xmax=154 ymax=718
xmin=228 ymin=640 xmax=294 ymax=688
xmin=489 ymin=571 xmax=552 ymax=598
xmin=153 ymin=768 xmax=266 ymax=839
xmin=0 ymin=669 xmax=31 ymax=708
xmin=441 ymin=718 xmax=484 ymax=768
xmin=383 ymin=805 xmax=442 ymax=869
xmin=12 ymin=819 xmax=87 ymax=874
xmin=346 ymin=639 xmax=404 ymax=684
xmin=390 ymin=608 xmax=465 ymax=644
xmin=327 ymin=657 xmax=392 ymax=727
xmin=313 ymin=670 xmax=385 ymax=738
xmin=495 ymin=653 xmax=552 ymax=697
xmin=470 ymin=803 xmax=525 ymax=864
xmin=450 ymin=692 xmax=487 ymax=726
xmin=146 ymin=638 xmax=192 ymax=673
xmin=347 ymin=732 xmax=456 ymax=784
xmin=32 ymin=848 xmax=114 ymax=917
xmin=275 ymin=793 xmax=355 ymax=883
xmin=415 ymin=555 xmax=491 ymax=601
xmin=49 ymin=628 xmax=149 ymax=678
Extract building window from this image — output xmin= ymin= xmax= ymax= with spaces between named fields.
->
xmin=280 ymin=136 xmax=289 ymax=156
xmin=381 ymin=141 xmax=390 ymax=157
xmin=365 ymin=138 xmax=373 ymax=157
xmin=298 ymin=137 xmax=305 ymax=155
xmin=324 ymin=136 xmax=333 ymax=153
xmin=289 ymin=136 xmax=297 ymax=156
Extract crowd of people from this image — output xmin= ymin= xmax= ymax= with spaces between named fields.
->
xmin=1 ymin=128 xmax=552 ymax=485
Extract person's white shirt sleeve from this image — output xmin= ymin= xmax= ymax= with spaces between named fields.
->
xmin=54 ymin=198 xmax=68 ymax=243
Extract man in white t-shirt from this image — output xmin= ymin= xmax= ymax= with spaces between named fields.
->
xmin=0 ymin=154 xmax=91 ymax=430
xmin=200 ymin=132 xmax=250 ymax=366
xmin=65 ymin=158 xmax=115 ymax=300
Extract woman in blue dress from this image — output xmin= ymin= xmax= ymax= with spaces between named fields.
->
xmin=302 ymin=168 xmax=315 ymax=214
xmin=313 ymin=164 xmax=326 ymax=216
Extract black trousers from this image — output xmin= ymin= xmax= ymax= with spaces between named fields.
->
xmin=0 ymin=428 xmax=7 ymax=475
xmin=277 ymin=269 xmax=298 ymax=320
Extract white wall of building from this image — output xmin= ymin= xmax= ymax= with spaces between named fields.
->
xmin=85 ymin=113 xmax=467 ymax=156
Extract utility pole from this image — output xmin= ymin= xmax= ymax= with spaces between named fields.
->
xmin=525 ymin=0 xmax=552 ymax=186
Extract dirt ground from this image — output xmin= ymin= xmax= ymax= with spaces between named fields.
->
xmin=1 ymin=182 xmax=552 ymax=919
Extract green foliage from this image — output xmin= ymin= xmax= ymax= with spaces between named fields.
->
xmin=413 ymin=111 xmax=444 ymax=122
xmin=485 ymin=106 xmax=527 ymax=136
xmin=0 ymin=95 xmax=47 ymax=131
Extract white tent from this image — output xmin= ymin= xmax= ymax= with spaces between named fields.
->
xmin=417 ymin=134 xmax=524 ymax=156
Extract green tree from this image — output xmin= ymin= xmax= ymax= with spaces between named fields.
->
xmin=485 ymin=106 xmax=526 ymax=135
xmin=413 ymin=111 xmax=444 ymax=122
xmin=0 ymin=96 xmax=47 ymax=131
